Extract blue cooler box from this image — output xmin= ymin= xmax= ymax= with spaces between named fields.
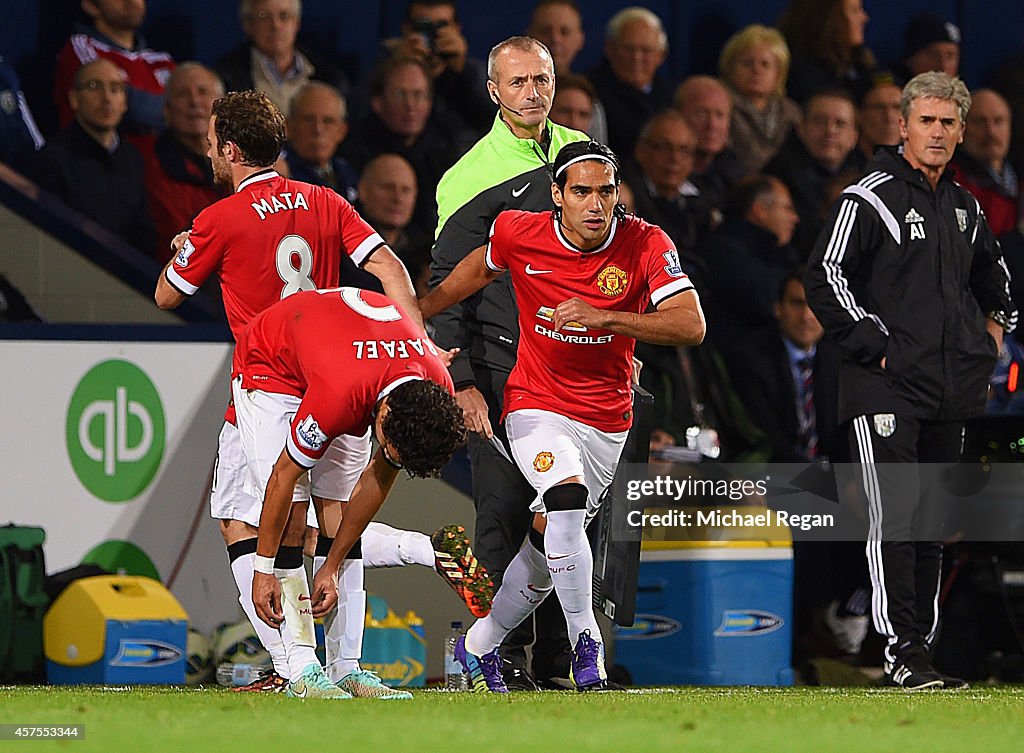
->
xmin=44 ymin=575 xmax=188 ymax=685
xmin=615 ymin=508 xmax=794 ymax=686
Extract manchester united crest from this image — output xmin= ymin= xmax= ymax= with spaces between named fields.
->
xmin=597 ymin=265 xmax=628 ymax=297
xmin=533 ymin=451 xmax=555 ymax=472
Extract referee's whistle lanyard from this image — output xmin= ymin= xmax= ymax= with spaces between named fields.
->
xmin=530 ymin=133 xmax=568 ymax=231
xmin=530 ymin=133 xmax=553 ymax=178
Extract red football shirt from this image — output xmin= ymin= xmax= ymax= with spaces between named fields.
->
xmin=166 ymin=169 xmax=385 ymax=424
xmin=486 ymin=210 xmax=693 ymax=432
xmin=166 ymin=169 xmax=385 ymax=340
xmin=234 ymin=288 xmax=454 ymax=468
xmin=234 ymin=286 xmax=454 ymax=465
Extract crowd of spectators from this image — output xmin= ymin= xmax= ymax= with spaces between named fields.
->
xmin=0 ymin=0 xmax=1019 ymax=389
xmin=0 ymin=5 xmax=1021 ymax=360
xmin=1 ymin=0 xmax=1020 ymax=411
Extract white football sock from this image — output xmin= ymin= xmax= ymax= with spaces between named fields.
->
xmin=276 ymin=566 xmax=320 ymax=679
xmin=464 ymin=540 xmax=551 ymax=657
xmin=545 ymin=508 xmax=600 ymax=642
xmin=361 ymin=522 xmax=434 ymax=568
xmin=229 ymin=552 xmax=289 ymax=678
xmin=313 ymin=554 xmax=365 ymax=681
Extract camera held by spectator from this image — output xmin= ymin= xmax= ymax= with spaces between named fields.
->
xmin=410 ymin=16 xmax=455 ymax=60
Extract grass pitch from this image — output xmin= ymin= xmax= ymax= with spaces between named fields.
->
xmin=1 ymin=685 xmax=1023 ymax=753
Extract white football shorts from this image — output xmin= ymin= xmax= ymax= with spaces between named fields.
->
xmin=209 ymin=420 xmax=268 ymax=528
xmin=229 ymin=380 xmax=372 ymax=527
xmin=505 ymin=408 xmax=628 ymax=520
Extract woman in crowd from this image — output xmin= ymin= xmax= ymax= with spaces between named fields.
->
xmin=719 ymin=25 xmax=801 ymax=175
xmin=778 ymin=0 xmax=876 ymax=104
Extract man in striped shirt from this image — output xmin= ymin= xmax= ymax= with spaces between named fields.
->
xmin=54 ymin=0 xmax=175 ymax=140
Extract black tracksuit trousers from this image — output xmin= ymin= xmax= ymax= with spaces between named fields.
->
xmin=849 ymin=414 xmax=963 ymax=668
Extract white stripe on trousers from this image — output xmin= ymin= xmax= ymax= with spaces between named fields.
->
xmin=853 ymin=415 xmax=898 ymax=665
xmin=924 ymin=551 xmax=942 ymax=649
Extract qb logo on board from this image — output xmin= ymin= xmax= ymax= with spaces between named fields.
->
xmin=66 ymin=360 xmax=166 ymax=502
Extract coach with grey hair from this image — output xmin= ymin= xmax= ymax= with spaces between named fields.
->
xmin=805 ymin=72 xmax=1016 ymax=691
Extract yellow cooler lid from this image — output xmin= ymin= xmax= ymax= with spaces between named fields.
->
xmin=44 ymin=575 xmax=187 ymax=667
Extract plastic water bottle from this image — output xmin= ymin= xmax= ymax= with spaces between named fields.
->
xmin=216 ymin=662 xmax=268 ymax=687
xmin=444 ymin=621 xmax=468 ymax=690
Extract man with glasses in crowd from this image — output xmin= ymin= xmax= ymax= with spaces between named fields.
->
xmin=25 ymin=58 xmax=156 ymax=254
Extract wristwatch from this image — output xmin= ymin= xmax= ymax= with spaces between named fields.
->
xmin=986 ymin=310 xmax=1012 ymax=331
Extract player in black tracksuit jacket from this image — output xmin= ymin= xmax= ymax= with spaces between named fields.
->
xmin=806 ymin=72 xmax=1017 ymax=690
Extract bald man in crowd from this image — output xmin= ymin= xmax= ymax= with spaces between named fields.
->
xmin=852 ymin=73 xmax=903 ymax=168
xmin=624 ymin=109 xmax=712 ymax=254
xmin=674 ymin=75 xmax=746 ymax=208
xmin=342 ymin=154 xmax=431 ymax=296
xmin=765 ymin=89 xmax=860 ymax=256
xmin=284 ymin=82 xmax=358 ymax=204
xmin=143 ymin=62 xmax=226 ymax=261
xmin=23 ymin=58 xmax=156 ymax=255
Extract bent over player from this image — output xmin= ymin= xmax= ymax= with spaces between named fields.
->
xmin=235 ymin=287 xmax=466 ymax=698
xmin=421 ymin=140 xmax=706 ymax=691
xmin=154 ymin=90 xmax=487 ymax=696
